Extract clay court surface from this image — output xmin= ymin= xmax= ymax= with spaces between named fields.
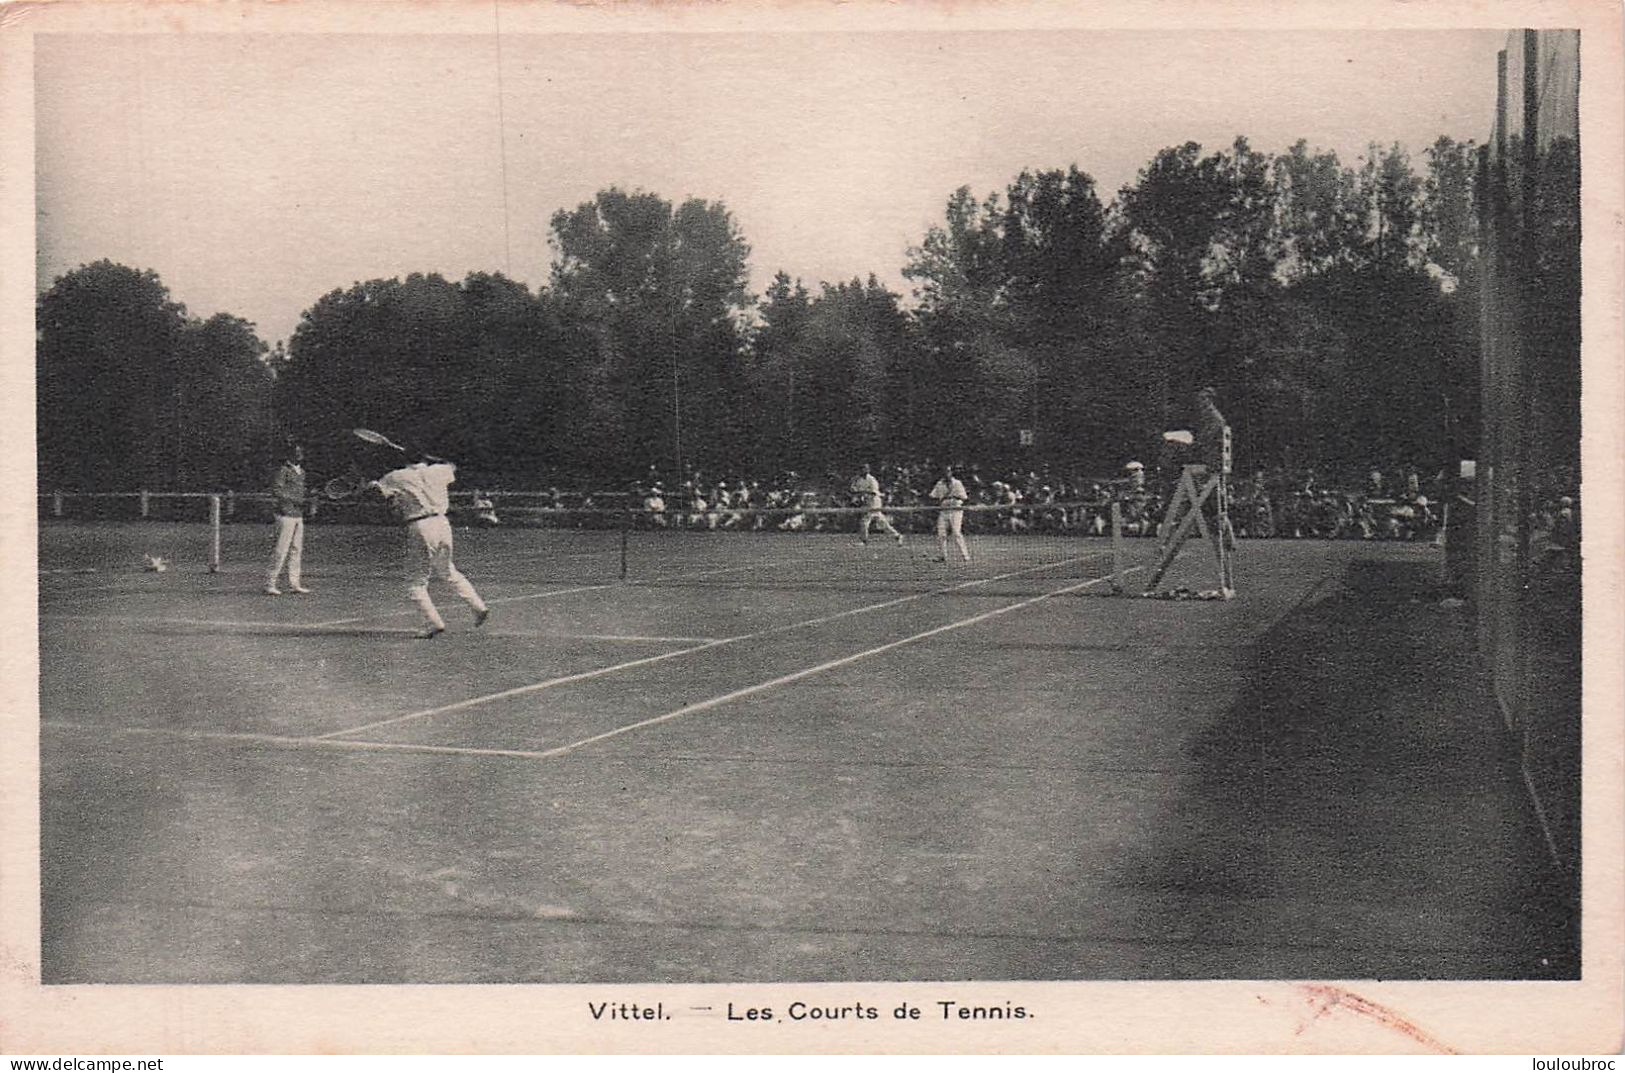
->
xmin=37 ymin=521 xmax=1573 ymax=983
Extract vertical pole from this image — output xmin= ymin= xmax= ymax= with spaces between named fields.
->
xmin=139 ymin=490 xmax=150 ymax=518
xmin=1219 ymin=426 xmax=1236 ymax=597
xmin=620 ymin=508 xmax=631 ymax=581
xmin=1517 ymin=29 xmax=1539 ymax=577
xmin=1516 ymin=28 xmax=1540 ymax=746
xmin=226 ymin=490 xmax=236 ymax=518
xmin=1110 ymin=499 xmax=1124 ymax=594
xmin=1481 ymin=51 xmax=1508 ymax=666
xmin=52 ymin=492 xmax=63 ymax=517
xmin=209 ymin=494 xmax=222 ymax=573
xmin=671 ymin=346 xmax=683 ymax=486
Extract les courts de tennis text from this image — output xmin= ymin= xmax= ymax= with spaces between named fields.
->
xmin=589 ymin=1000 xmax=1029 ymax=1022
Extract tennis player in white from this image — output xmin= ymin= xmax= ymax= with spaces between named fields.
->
xmin=851 ymin=464 xmax=904 ymax=546
xmin=930 ymin=465 xmax=972 ymax=563
xmin=371 ymin=457 xmax=490 ymax=639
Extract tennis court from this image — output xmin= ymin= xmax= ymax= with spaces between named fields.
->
xmin=38 ymin=520 xmax=1571 ymax=983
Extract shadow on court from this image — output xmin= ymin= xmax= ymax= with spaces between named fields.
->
xmin=1118 ymin=557 xmax=1578 ymax=979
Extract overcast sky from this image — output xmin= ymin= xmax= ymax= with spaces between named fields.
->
xmin=35 ymin=28 xmax=1507 ymax=347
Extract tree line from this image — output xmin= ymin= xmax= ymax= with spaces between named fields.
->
xmin=40 ymin=133 xmax=1557 ymax=493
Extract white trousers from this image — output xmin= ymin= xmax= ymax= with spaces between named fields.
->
xmin=405 ymin=515 xmax=486 ymax=629
xmin=936 ymin=509 xmax=970 ymax=561
xmin=267 ymin=515 xmax=304 ymax=587
xmin=860 ymin=509 xmax=900 ymax=540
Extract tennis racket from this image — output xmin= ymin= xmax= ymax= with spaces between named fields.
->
xmin=323 ymin=470 xmax=370 ymax=501
xmin=353 ymin=427 xmax=408 ymax=453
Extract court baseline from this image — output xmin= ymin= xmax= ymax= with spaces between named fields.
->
xmin=36 ymin=614 xmax=719 ymax=643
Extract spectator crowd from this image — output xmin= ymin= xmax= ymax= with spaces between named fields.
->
xmin=467 ymin=458 xmax=1567 ymax=546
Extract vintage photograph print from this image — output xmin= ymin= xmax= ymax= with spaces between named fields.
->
xmin=6 ymin=0 xmax=1621 ymax=1056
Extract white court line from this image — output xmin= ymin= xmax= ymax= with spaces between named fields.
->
xmin=39 ymin=613 xmax=413 ymax=633
xmin=314 ymin=641 xmax=724 ymax=739
xmin=39 ymin=565 xmax=1129 ymax=764
xmin=306 ymin=582 xmax=615 ymax=628
xmin=318 ymin=552 xmax=1105 ymax=741
xmin=36 ymin=577 xmax=163 ymax=599
xmin=36 ymin=613 xmax=715 ymax=643
xmin=42 ymin=720 xmax=582 ymax=762
xmin=472 ymin=546 xmax=624 ymax=564
xmin=523 ymin=567 xmax=1125 ymax=760
xmin=563 ymin=633 xmax=723 ymax=644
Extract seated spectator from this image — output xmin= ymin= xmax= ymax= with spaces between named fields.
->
xmin=1354 ymin=497 xmax=1378 ymax=540
xmin=469 ymin=489 xmax=500 ymax=528
xmin=711 ymin=483 xmax=730 ymax=528
xmin=1550 ymin=495 xmax=1579 ymax=554
xmin=642 ymin=485 xmax=668 ymax=528
xmin=719 ymin=481 xmax=747 ymax=529
xmin=778 ymin=492 xmax=812 ymax=532
xmin=996 ymin=481 xmax=1028 ymax=532
xmin=684 ymin=483 xmax=707 ymax=529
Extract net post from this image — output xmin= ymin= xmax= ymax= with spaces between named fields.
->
xmin=1217 ymin=432 xmax=1236 ymax=598
xmin=139 ymin=490 xmax=150 ymax=518
xmin=208 ymin=494 xmax=222 ymax=573
xmin=620 ymin=507 xmax=631 ymax=581
xmin=52 ymin=491 xmax=63 ymax=517
xmin=1110 ymin=499 xmax=1125 ymax=594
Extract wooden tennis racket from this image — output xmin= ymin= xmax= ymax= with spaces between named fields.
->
xmin=353 ymin=427 xmax=408 ymax=453
xmin=323 ymin=470 xmax=370 ymax=501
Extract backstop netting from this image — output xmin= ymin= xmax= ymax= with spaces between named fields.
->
xmin=1475 ymin=28 xmax=1580 ymax=876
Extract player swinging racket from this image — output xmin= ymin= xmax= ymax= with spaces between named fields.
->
xmin=930 ymin=465 xmax=972 ymax=563
xmin=370 ymin=454 xmax=490 ymax=639
xmin=850 ymin=463 xmax=904 ymax=546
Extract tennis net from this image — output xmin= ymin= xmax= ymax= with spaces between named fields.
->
xmin=489 ymin=498 xmax=1147 ymax=596
xmin=35 ymin=491 xmax=1165 ymax=597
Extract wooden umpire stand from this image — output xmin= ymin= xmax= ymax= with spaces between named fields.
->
xmin=1142 ymin=425 xmax=1236 ymax=598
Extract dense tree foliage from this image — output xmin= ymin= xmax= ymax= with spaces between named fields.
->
xmin=38 ymin=261 xmax=275 ymax=490
xmin=545 ymin=188 xmax=754 ymax=478
xmin=274 ymin=271 xmax=569 ymax=481
xmin=37 ymin=131 xmax=1565 ymax=493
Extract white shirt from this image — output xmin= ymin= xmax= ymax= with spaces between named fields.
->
xmin=931 ymin=478 xmax=967 ymax=506
xmin=376 ymin=462 xmax=457 ymax=521
xmin=852 ymin=473 xmax=883 ymax=510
